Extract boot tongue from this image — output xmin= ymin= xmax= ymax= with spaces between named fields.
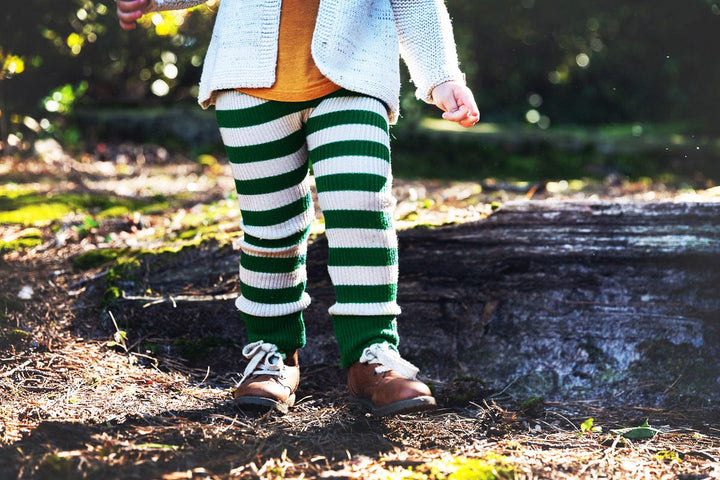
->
xmin=359 ymin=343 xmax=419 ymax=380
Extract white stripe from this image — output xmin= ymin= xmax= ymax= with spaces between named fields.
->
xmin=325 ymin=228 xmax=398 ymax=249
xmin=236 ymin=293 xmax=311 ymax=317
xmin=313 ymin=95 xmax=388 ymax=118
xmin=230 ymin=150 xmax=307 ymax=181
xmin=307 ymin=124 xmax=388 ymax=150
xmin=318 ymin=190 xmax=395 ymax=212
xmin=328 ymin=301 xmax=401 ymax=316
xmin=311 ymin=156 xmax=391 ymax=178
xmin=239 ymin=265 xmax=307 ymax=289
xmin=328 ymin=265 xmax=398 ymax=286
xmin=219 ymin=111 xmax=309 ymax=147
xmin=241 ymin=209 xmax=315 ymax=240
xmin=216 ymin=90 xmax=266 ymax=110
xmin=240 ymin=238 xmax=308 ymax=257
xmin=237 ymin=182 xmax=311 ymax=212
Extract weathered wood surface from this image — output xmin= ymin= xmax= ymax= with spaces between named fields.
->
xmin=117 ymin=200 xmax=720 ymax=407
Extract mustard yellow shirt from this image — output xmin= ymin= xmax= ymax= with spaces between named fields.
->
xmin=238 ymin=0 xmax=341 ymax=101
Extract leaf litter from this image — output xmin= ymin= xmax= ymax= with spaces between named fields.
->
xmin=1 ymin=143 xmax=719 ymax=479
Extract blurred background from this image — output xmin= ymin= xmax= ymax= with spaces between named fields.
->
xmin=1 ymin=0 xmax=719 ymax=182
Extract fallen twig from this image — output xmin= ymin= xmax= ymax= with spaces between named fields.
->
xmin=0 ymin=359 xmax=32 ymax=379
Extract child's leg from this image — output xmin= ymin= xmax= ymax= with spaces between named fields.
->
xmin=306 ymin=93 xmax=401 ymax=367
xmin=215 ymin=90 xmax=316 ymax=355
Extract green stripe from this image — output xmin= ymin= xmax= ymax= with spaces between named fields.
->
xmin=226 ymin=130 xmax=306 ymax=164
xmin=328 ymin=247 xmax=397 ymax=267
xmin=243 ymin=228 xmax=310 ymax=249
xmin=234 ymin=163 xmax=307 ymax=195
xmin=309 ymin=140 xmax=390 ymax=163
xmin=216 ymin=99 xmax=318 ymax=128
xmin=334 ymin=284 xmax=397 ymax=304
xmin=306 ymin=110 xmax=388 ymax=135
xmin=240 ymin=282 xmax=306 ymax=304
xmin=315 ymin=173 xmax=388 ymax=193
xmin=242 ymin=194 xmax=311 ymax=227
xmin=323 ymin=210 xmax=393 ymax=230
xmin=242 ymin=312 xmax=306 ymax=354
xmin=242 ymin=253 xmax=307 ymax=273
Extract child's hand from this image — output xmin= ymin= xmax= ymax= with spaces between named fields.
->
xmin=431 ymin=80 xmax=480 ymax=128
xmin=117 ymin=0 xmax=148 ymax=30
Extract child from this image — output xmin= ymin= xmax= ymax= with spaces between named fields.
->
xmin=117 ymin=0 xmax=479 ymax=416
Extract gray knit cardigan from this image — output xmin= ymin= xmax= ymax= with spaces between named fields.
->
xmin=146 ymin=0 xmax=464 ymax=123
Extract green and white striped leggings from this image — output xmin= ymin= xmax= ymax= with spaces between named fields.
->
xmin=216 ymin=89 xmax=400 ymax=367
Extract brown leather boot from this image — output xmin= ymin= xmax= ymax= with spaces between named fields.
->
xmin=347 ymin=343 xmax=436 ymax=416
xmin=233 ymin=341 xmax=299 ymax=414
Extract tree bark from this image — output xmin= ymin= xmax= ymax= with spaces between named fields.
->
xmin=304 ymin=200 xmax=720 ymax=406
xmin=118 ymin=200 xmax=720 ymax=407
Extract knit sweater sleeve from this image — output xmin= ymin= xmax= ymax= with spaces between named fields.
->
xmin=390 ymin=0 xmax=465 ymax=103
xmin=143 ymin=0 xmax=207 ymax=12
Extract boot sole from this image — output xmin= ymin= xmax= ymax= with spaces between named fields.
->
xmin=234 ymin=394 xmax=296 ymax=415
xmin=353 ymin=395 xmax=436 ymax=417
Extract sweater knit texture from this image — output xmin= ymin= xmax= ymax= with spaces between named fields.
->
xmin=145 ymin=0 xmax=464 ymax=123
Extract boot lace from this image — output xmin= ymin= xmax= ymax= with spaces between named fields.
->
xmin=359 ymin=343 xmax=419 ymax=380
xmin=238 ymin=341 xmax=285 ymax=385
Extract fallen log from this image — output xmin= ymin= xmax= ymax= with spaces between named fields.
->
xmin=117 ymin=200 xmax=720 ymax=407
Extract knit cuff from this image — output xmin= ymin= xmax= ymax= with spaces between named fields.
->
xmin=242 ymin=312 xmax=306 ymax=355
xmin=332 ymin=315 xmax=399 ymax=367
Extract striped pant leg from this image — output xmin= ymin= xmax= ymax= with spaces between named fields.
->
xmin=215 ymin=90 xmax=317 ymax=354
xmin=307 ymin=93 xmax=401 ymax=367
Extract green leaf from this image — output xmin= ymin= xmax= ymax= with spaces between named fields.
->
xmin=113 ymin=330 xmax=127 ymax=344
xmin=580 ymin=418 xmax=601 ymax=433
xmin=133 ymin=443 xmax=181 ymax=451
xmin=655 ymin=450 xmax=682 ymax=462
xmin=610 ymin=420 xmax=660 ymax=439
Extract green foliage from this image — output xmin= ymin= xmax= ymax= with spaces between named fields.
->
xmin=1 ymin=0 xmax=217 ymax=144
xmin=446 ymin=0 xmax=720 ymax=129
xmin=3 ymin=0 xmax=720 ymax=150
xmin=393 ymin=121 xmax=720 ymax=182
xmin=73 ymin=215 xmax=100 ymax=238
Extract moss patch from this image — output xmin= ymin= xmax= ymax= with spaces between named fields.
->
xmin=0 ymin=228 xmax=44 ymax=252
xmin=72 ymin=248 xmax=130 ymax=270
xmin=0 ymin=190 xmax=174 ymax=227
xmin=0 ymin=329 xmax=33 ymax=351
xmin=0 ymin=203 xmax=74 ymax=226
xmin=391 ymin=454 xmax=516 ymax=480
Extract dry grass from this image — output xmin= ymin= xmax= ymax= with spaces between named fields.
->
xmin=1 ymin=146 xmax=719 ymax=479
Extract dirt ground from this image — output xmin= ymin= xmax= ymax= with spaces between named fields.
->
xmin=1 ymin=142 xmax=719 ymax=479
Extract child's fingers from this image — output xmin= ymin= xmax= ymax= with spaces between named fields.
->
xmin=117 ymin=0 xmax=146 ymax=29
xmin=117 ymin=0 xmax=147 ymax=12
xmin=432 ymin=80 xmax=480 ymax=127
xmin=117 ymin=11 xmax=142 ymax=29
xmin=442 ymin=106 xmax=468 ymax=122
xmin=442 ymin=107 xmax=479 ymax=128
xmin=454 ymin=87 xmax=480 ymax=120
xmin=119 ymin=19 xmax=138 ymax=30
